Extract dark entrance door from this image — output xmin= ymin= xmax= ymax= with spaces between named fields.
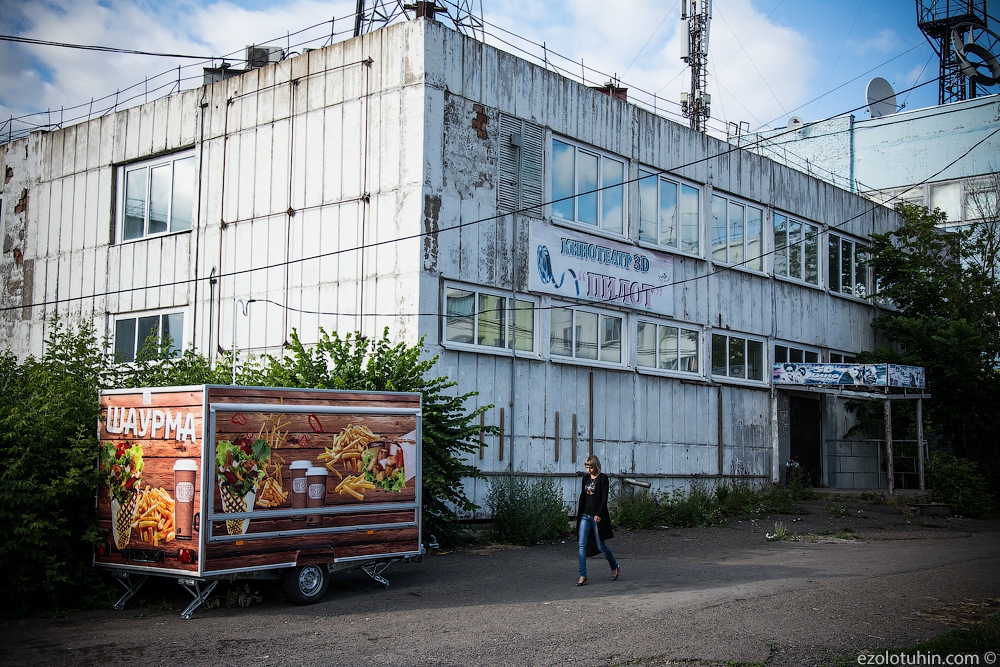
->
xmin=789 ymin=396 xmax=822 ymax=486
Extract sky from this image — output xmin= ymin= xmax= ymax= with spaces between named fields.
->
xmin=0 ymin=0 xmax=995 ymax=143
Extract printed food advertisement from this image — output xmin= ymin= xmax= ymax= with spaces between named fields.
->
xmin=96 ymin=389 xmax=204 ymax=573
xmin=96 ymin=387 xmax=421 ymax=576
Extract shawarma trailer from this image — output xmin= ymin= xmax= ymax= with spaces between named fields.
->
xmin=94 ymin=385 xmax=423 ymax=618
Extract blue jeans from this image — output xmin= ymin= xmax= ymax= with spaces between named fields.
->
xmin=578 ymin=514 xmax=618 ymax=578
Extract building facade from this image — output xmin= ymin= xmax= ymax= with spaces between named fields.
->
xmin=0 ymin=18 xmax=902 ymax=504
xmin=748 ymin=94 xmax=1000 ymax=227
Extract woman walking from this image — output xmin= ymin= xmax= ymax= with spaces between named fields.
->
xmin=576 ymin=454 xmax=619 ymax=586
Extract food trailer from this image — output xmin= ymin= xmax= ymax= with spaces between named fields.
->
xmin=94 ymin=385 xmax=423 ymax=618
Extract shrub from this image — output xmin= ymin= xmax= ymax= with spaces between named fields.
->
xmin=610 ymin=482 xmax=660 ymax=530
xmin=486 ymin=474 xmax=569 ymax=545
xmin=0 ymin=321 xmax=113 ymax=615
xmin=925 ymin=452 xmax=995 ymax=518
xmin=661 ymin=484 xmax=722 ymax=528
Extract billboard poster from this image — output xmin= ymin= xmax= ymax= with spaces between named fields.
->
xmin=530 ymin=221 xmax=674 ymax=316
xmin=888 ymin=364 xmax=926 ymax=388
xmin=772 ymin=363 xmax=888 ymax=386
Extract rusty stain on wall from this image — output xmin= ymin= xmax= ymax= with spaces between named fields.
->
xmin=4 ymin=166 xmax=11 ymax=184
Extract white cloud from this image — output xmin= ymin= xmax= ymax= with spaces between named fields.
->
xmin=0 ymin=0 xmax=816 ymax=138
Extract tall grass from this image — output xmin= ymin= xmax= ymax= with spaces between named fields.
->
xmin=485 ymin=474 xmax=570 ymax=545
xmin=611 ymin=477 xmax=815 ymax=530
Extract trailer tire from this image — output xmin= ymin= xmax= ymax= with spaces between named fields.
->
xmin=283 ymin=564 xmax=329 ymax=605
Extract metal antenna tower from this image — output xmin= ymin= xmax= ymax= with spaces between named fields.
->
xmin=451 ymin=0 xmax=485 ymax=42
xmin=354 ymin=0 xmax=486 ymax=41
xmin=916 ymin=0 xmax=1000 ymax=104
xmin=680 ymin=0 xmax=712 ymax=133
xmin=354 ymin=0 xmax=407 ymax=37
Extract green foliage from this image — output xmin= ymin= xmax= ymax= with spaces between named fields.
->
xmin=1 ymin=320 xmax=490 ymax=616
xmin=485 ymin=474 xmax=570 ymax=545
xmin=925 ymin=452 xmax=995 ymax=518
xmin=610 ymin=484 xmax=659 ymax=530
xmin=0 ymin=320 xmax=113 ymax=615
xmin=257 ymin=329 xmax=491 ymax=542
xmin=610 ymin=478 xmax=809 ymax=530
xmin=904 ymin=611 xmax=1000 ymax=654
xmin=862 ymin=203 xmax=1000 ymax=495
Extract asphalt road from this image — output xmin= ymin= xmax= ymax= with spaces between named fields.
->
xmin=3 ymin=499 xmax=999 ymax=666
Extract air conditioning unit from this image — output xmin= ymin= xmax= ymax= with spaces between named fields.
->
xmin=246 ymin=45 xmax=285 ymax=69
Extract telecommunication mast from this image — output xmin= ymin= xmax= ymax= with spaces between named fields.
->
xmin=680 ymin=0 xmax=712 ymax=133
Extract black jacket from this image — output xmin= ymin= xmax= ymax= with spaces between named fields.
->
xmin=577 ymin=472 xmax=614 ymax=556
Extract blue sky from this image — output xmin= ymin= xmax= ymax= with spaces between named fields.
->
xmin=0 ymin=0 xmax=994 ymax=141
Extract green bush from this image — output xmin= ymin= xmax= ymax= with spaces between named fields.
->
xmin=0 ymin=320 xmax=491 ymax=616
xmin=486 ymin=474 xmax=569 ymax=545
xmin=926 ymin=452 xmax=995 ymax=518
xmin=661 ymin=484 xmax=722 ymax=527
xmin=610 ymin=483 xmax=659 ymax=530
xmin=0 ymin=321 xmax=113 ymax=615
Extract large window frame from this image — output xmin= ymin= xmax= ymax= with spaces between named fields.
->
xmin=549 ymin=303 xmax=625 ymax=366
xmin=773 ymin=342 xmax=820 ymax=364
xmin=638 ymin=169 xmax=701 ymax=256
xmin=443 ymin=284 xmax=537 ymax=354
xmin=550 ymin=137 xmax=627 ymax=236
xmin=828 ymin=232 xmax=871 ymax=299
xmin=711 ymin=332 xmax=766 ymax=383
xmin=117 ymin=151 xmax=196 ymax=242
xmin=114 ymin=311 xmax=185 ymax=363
xmin=636 ymin=318 xmax=702 ymax=377
xmin=710 ymin=193 xmax=764 ymax=272
xmin=773 ymin=212 xmax=820 ymax=286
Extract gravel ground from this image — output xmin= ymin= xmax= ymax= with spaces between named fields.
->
xmin=3 ymin=497 xmax=998 ymax=667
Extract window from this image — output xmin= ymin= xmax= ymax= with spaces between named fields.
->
xmin=551 ymin=138 xmax=625 ymax=235
xmin=711 ymin=333 xmax=765 ymax=382
xmin=929 ymin=182 xmax=962 ymax=222
xmin=550 ymin=305 xmax=623 ymax=364
xmin=774 ymin=344 xmax=819 ymax=364
xmin=119 ymin=152 xmax=196 ymax=241
xmin=710 ymin=194 xmax=763 ymax=271
xmin=444 ymin=286 xmax=535 ymax=352
xmin=638 ymin=170 xmax=700 ymax=254
xmin=636 ymin=320 xmax=700 ymax=374
xmin=773 ymin=213 xmax=819 ymax=285
xmin=828 ymin=233 xmax=870 ymax=298
xmin=114 ymin=312 xmax=184 ymax=362
xmin=829 ymin=352 xmax=857 ymax=364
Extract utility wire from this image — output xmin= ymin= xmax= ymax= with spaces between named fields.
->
xmin=6 ymin=82 xmax=992 ymax=318
xmin=0 ymin=34 xmax=216 ymax=59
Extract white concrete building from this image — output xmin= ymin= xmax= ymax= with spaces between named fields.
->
xmin=0 ymin=17 xmax=902 ymax=502
xmin=747 ymin=94 xmax=1000 ymax=227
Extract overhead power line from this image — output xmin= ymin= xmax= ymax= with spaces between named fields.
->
xmin=0 ymin=34 xmax=216 ymax=59
xmin=6 ymin=82 xmax=993 ymax=319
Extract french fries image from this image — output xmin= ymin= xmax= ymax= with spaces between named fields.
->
xmin=318 ymin=425 xmax=379 ymax=474
xmin=131 ymin=486 xmax=176 ymax=546
xmin=335 ymin=474 xmax=376 ymax=501
xmin=256 ymin=451 xmax=289 ymax=508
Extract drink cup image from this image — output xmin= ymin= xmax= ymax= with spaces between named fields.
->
xmin=290 ymin=460 xmax=312 ymax=521
xmin=173 ymin=459 xmax=198 ymax=540
xmin=306 ymin=466 xmax=329 ymax=527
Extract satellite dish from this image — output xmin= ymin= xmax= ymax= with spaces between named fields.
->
xmin=787 ymin=116 xmax=804 ymax=129
xmin=866 ymin=77 xmax=897 ymax=118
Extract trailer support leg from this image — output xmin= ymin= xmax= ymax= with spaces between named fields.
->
xmin=112 ymin=573 xmax=148 ymax=610
xmin=361 ymin=562 xmax=391 ymax=588
xmin=178 ymin=579 xmax=220 ymax=620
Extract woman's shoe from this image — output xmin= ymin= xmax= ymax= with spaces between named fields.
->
xmin=610 ymin=566 xmax=620 ymax=581
xmin=575 ymin=577 xmax=588 ymax=586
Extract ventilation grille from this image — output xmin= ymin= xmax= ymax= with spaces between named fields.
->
xmin=498 ymin=114 xmax=544 ymax=216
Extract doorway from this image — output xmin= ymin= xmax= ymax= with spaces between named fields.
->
xmin=789 ymin=396 xmax=822 ymax=486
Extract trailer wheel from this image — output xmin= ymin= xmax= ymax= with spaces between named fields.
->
xmin=283 ymin=564 xmax=329 ymax=605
